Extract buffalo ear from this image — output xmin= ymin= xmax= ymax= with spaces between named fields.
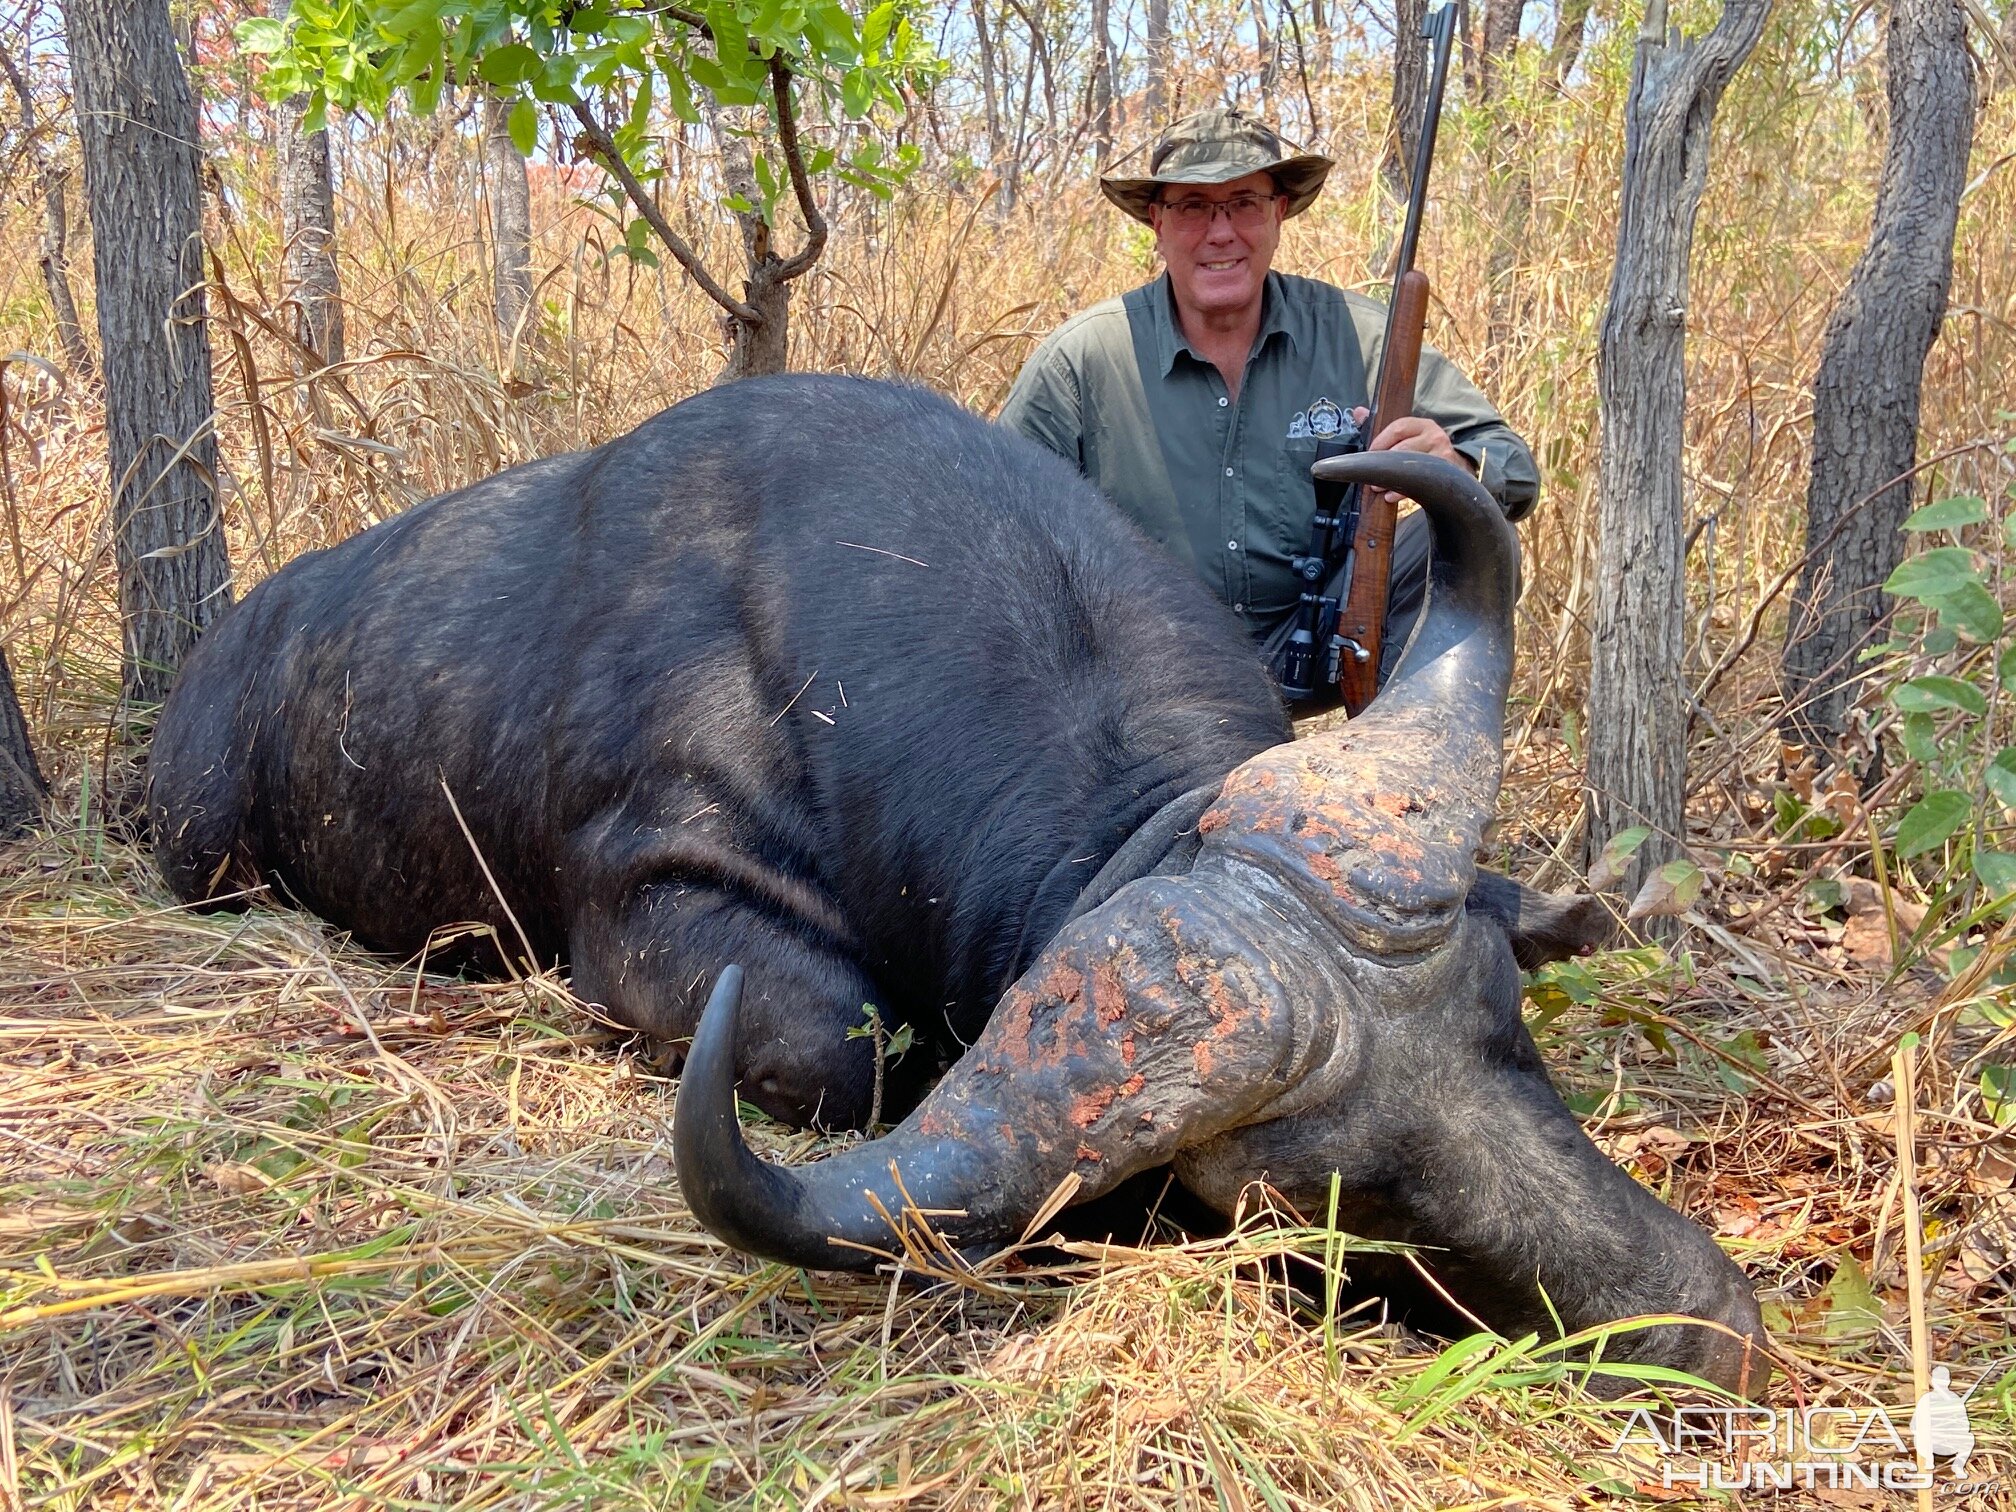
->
xmin=1467 ymin=871 xmax=1613 ymax=969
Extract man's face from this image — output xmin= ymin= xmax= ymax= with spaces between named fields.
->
xmin=1150 ymin=170 xmax=1286 ymax=322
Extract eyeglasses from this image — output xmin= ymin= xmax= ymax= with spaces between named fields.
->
xmin=1156 ymin=192 xmax=1281 ymax=231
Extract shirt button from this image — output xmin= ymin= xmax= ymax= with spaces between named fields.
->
xmin=1224 ymin=467 xmax=1234 ymax=477
xmin=1233 ymin=603 xmax=1245 ymax=614
xmin=1217 ymin=397 xmax=1228 ymax=408
xmin=1227 ymin=540 xmax=1240 ymax=552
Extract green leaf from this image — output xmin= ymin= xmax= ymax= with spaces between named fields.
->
xmin=379 ymin=0 xmax=443 ymax=39
xmin=1885 ymin=547 xmax=1979 ymax=603
xmin=687 ymin=53 xmax=729 ymax=91
xmin=1902 ymin=712 xmax=1941 ymax=766
xmin=1928 ymin=580 xmax=2004 ymax=643
xmin=1904 ymin=495 xmax=1987 ymax=531
xmin=1818 ymin=1255 xmax=1882 ymax=1337
xmin=706 ymin=0 xmax=750 ymax=67
xmin=508 ymin=97 xmax=538 ymax=156
xmin=662 ymin=62 xmax=698 ymax=122
xmin=840 ymin=67 xmax=872 ymax=117
xmin=862 ymin=0 xmax=896 ymax=49
xmin=2000 ymin=643 xmax=2016 ymax=695
xmin=237 ymin=15 xmax=288 ymax=52
xmin=1974 ymin=850 xmax=2016 ymax=898
xmin=1989 ymin=749 xmax=2016 ymax=809
xmin=1895 ymin=789 xmax=1972 ymax=857
xmin=1924 ymin=625 xmax=1959 ymax=655
xmin=478 ymin=43 xmax=543 ymax=87
xmin=411 ymin=64 xmax=442 ymax=115
xmin=1627 ymin=858 xmax=1703 ymax=921
xmin=1588 ymin=824 xmax=1651 ymax=891
xmin=1712 ymin=1028 xmax=1770 ymax=1094
xmin=1893 ymin=675 xmax=1987 ymax=716
xmin=1982 ymin=1064 xmax=2016 ymax=1126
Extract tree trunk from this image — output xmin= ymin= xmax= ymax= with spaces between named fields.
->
xmin=1585 ymin=0 xmax=1770 ymax=900
xmin=974 ymin=0 xmax=1003 ymax=172
xmin=709 ymin=103 xmax=792 ymax=381
xmin=481 ymin=91 xmax=534 ymax=355
xmin=1250 ymin=0 xmax=1279 ymax=120
xmin=1480 ymin=0 xmax=1532 ymax=368
xmin=1548 ymin=0 xmax=1593 ymax=83
xmin=1384 ymin=0 xmax=1430 ymax=199
xmin=0 ymin=646 xmax=46 ymax=837
xmin=273 ymin=1 xmax=343 ymax=368
xmin=1147 ymin=0 xmax=1171 ymax=127
xmin=1780 ymin=0 xmax=1973 ymax=748
xmin=63 ymin=0 xmax=233 ymax=709
xmin=0 ymin=45 xmax=93 ymax=378
xmin=1996 ymin=0 xmax=2016 ymax=95
xmin=1479 ymin=0 xmax=1527 ymax=98
xmin=1090 ymin=0 xmax=1115 ymax=169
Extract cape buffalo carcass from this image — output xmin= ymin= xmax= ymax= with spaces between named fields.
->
xmin=151 ymin=376 xmax=1765 ymax=1392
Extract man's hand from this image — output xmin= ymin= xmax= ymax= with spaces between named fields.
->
xmin=1350 ymin=408 xmax=1476 ymax=504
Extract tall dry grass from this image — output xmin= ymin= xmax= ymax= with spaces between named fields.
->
xmin=1 ymin=5 xmax=2014 ymax=1507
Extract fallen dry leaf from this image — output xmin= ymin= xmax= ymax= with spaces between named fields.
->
xmin=1838 ymin=879 xmax=1941 ymax=970
xmin=204 ymin=1162 xmax=271 ymax=1196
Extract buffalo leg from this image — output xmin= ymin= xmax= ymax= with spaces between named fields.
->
xmin=568 ymin=879 xmax=882 ymax=1130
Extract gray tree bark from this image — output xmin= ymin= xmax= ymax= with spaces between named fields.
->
xmin=1781 ymin=0 xmax=1974 ymax=748
xmin=1384 ymin=0 xmax=1429 ymax=198
xmin=273 ymin=1 xmax=343 ymax=367
xmin=1548 ymin=0 xmax=1593 ymax=83
xmin=1585 ymin=0 xmax=1770 ymax=897
xmin=1480 ymin=0 xmax=1531 ymax=369
xmin=1090 ymin=0 xmax=1115 ymax=169
xmin=1249 ymin=0 xmax=1279 ymax=119
xmin=1479 ymin=0 xmax=1527 ymax=97
xmin=0 ymin=44 xmax=93 ymax=377
xmin=1147 ymin=0 xmax=1171 ymax=127
xmin=481 ymin=91 xmax=535 ymax=355
xmin=62 ymin=0 xmax=233 ymax=708
xmin=0 ymin=646 xmax=46 ymax=836
xmin=973 ymin=0 xmax=1003 ymax=171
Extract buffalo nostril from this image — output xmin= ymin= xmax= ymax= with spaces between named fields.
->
xmin=758 ymin=1076 xmax=782 ymax=1097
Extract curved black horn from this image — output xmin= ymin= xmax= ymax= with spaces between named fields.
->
xmin=675 ymin=878 xmax=1337 ymax=1271
xmin=1308 ymin=450 xmax=1518 ymax=731
xmin=1194 ymin=453 xmax=1520 ymax=955
xmin=675 ymin=964 xmax=1018 ymax=1270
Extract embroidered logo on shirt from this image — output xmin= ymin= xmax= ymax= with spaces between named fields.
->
xmin=1286 ymin=397 xmax=1346 ymax=440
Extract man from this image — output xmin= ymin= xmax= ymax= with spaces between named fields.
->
xmin=1000 ymin=108 xmax=1538 ymax=695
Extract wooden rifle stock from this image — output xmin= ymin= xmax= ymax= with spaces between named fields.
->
xmin=1334 ymin=267 xmax=1430 ymax=714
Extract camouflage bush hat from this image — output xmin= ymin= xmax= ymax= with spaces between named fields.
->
xmin=1100 ymin=108 xmax=1333 ymax=225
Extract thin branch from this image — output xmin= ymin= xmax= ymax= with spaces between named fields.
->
xmin=568 ymin=96 xmax=761 ymax=323
xmin=768 ymin=54 xmax=828 ymax=282
xmin=1690 ymin=437 xmax=2005 ymax=714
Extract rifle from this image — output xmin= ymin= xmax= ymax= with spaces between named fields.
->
xmin=1268 ymin=2 xmax=1458 ymax=713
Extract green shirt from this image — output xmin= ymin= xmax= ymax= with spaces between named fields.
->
xmin=998 ymin=271 xmax=1539 ymax=628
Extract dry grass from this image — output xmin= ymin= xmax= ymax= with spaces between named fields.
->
xmin=2 ymin=15 xmax=2015 ymax=1510
xmin=1 ymin=800 xmax=2012 ymax=1508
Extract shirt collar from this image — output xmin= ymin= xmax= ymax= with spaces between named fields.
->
xmin=1154 ymin=271 xmax=1298 ymax=378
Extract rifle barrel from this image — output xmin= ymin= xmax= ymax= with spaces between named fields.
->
xmin=1393 ymin=5 xmax=1458 ymax=283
